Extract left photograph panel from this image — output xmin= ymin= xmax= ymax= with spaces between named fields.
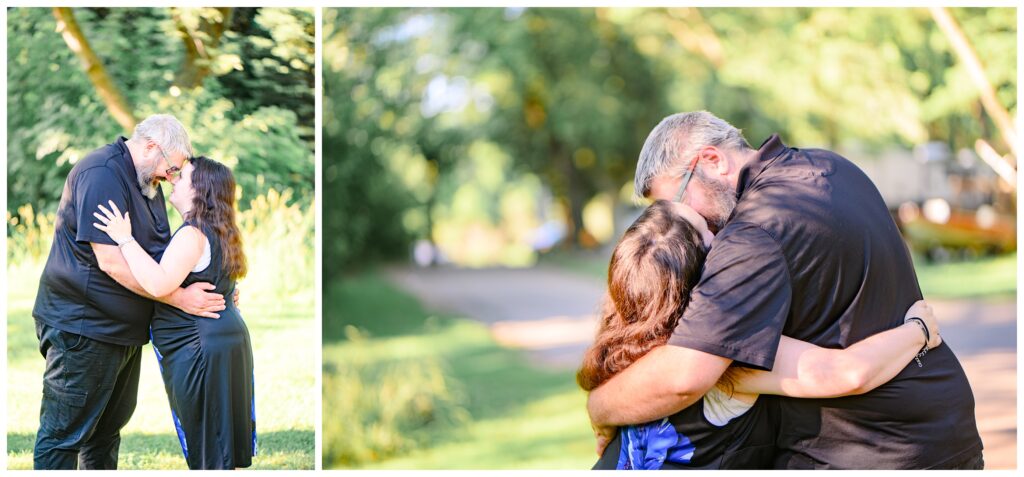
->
xmin=7 ymin=7 xmax=316 ymax=470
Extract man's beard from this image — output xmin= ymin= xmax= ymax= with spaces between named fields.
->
xmin=694 ymin=171 xmax=737 ymax=233
xmin=136 ymin=159 xmax=159 ymax=199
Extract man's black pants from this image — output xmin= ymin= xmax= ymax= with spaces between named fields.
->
xmin=33 ymin=321 xmax=141 ymax=470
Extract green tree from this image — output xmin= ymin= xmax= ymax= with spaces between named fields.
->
xmin=7 ymin=7 xmax=315 ymax=219
xmin=321 ymin=7 xmax=1016 ymax=272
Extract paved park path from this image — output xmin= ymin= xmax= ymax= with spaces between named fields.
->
xmin=387 ymin=265 xmax=1016 ymax=469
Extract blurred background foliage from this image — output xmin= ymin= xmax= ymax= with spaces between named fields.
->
xmin=6 ymin=7 xmax=315 ymax=469
xmin=7 ymin=7 xmax=314 ymax=215
xmin=322 ymin=7 xmax=1016 ymax=469
xmin=324 ymin=7 xmax=1016 ymax=276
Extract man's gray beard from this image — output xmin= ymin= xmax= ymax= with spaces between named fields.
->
xmin=136 ymin=161 xmax=159 ymax=199
xmin=694 ymin=172 xmax=737 ymax=233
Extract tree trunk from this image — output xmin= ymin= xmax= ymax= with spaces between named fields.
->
xmin=52 ymin=7 xmax=137 ymax=132
xmin=174 ymin=7 xmax=233 ymax=89
xmin=930 ymin=7 xmax=1018 ymax=160
xmin=554 ymin=137 xmax=591 ymax=248
xmin=421 ymin=150 xmax=440 ymax=267
xmin=975 ymin=139 xmax=1016 ymax=189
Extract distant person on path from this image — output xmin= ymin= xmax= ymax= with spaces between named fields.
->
xmin=32 ymin=115 xmax=227 ymax=469
xmin=579 ymin=200 xmax=944 ymax=469
xmin=584 ymin=111 xmax=983 ymax=469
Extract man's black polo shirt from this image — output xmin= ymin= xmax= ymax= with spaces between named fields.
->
xmin=33 ymin=137 xmax=171 ymax=346
xmin=667 ymin=135 xmax=982 ymax=468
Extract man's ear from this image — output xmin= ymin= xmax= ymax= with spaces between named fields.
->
xmin=699 ymin=146 xmax=731 ymax=177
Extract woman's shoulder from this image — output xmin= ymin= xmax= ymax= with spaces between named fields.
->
xmin=175 ymin=221 xmax=201 ymax=235
xmin=172 ymin=222 xmax=209 ymax=245
xmin=171 ymin=222 xmax=213 ymax=273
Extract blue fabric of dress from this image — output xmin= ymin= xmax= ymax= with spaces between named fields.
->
xmin=617 ymin=418 xmax=696 ymax=470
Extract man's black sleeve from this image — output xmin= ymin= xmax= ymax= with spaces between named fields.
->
xmin=667 ymin=221 xmax=792 ymax=370
xmin=74 ymin=166 xmax=130 ymax=246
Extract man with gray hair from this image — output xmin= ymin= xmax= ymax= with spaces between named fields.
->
xmin=32 ymin=114 xmax=229 ymax=469
xmin=587 ymin=111 xmax=983 ymax=468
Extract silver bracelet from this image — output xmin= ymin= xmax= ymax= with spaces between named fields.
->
xmin=116 ymin=236 xmax=136 ymax=247
xmin=905 ymin=317 xmax=930 ymax=367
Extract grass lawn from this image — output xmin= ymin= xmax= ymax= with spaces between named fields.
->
xmin=544 ymin=250 xmax=1017 ymax=300
xmin=912 ymin=252 xmax=1016 ymax=299
xmin=7 ymin=261 xmax=316 ymax=470
xmin=322 ymin=272 xmax=595 ymax=469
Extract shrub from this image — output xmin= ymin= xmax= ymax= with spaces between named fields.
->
xmin=322 ymin=327 xmax=469 ymax=467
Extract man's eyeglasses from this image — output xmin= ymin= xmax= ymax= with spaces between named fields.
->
xmin=673 ymin=155 xmax=700 ymax=203
xmin=154 ymin=143 xmax=181 ymax=179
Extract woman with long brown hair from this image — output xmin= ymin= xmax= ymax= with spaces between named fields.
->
xmin=93 ymin=156 xmax=255 ymax=470
xmin=579 ymin=200 xmax=942 ymax=469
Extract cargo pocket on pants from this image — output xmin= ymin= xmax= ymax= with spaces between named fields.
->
xmin=40 ymin=386 xmax=88 ymax=440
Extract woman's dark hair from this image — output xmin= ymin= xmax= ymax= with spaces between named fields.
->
xmin=185 ymin=156 xmax=247 ymax=280
xmin=577 ymin=200 xmax=709 ymax=392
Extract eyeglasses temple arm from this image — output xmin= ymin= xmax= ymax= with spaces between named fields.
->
xmin=673 ymin=159 xmax=699 ymax=203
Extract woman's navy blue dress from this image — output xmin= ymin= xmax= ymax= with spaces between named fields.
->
xmin=151 ymin=223 xmax=256 ymax=469
xmin=592 ymin=392 xmax=778 ymax=470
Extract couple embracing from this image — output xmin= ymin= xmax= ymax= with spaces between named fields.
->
xmin=32 ymin=114 xmax=255 ymax=470
xmin=580 ymin=111 xmax=984 ymax=470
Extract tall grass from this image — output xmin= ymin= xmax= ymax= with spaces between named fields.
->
xmin=236 ymin=189 xmax=315 ymax=311
xmin=7 ymin=189 xmax=314 ymax=300
xmin=6 ymin=204 xmax=54 ymax=263
xmin=323 ymin=327 xmax=470 ymax=466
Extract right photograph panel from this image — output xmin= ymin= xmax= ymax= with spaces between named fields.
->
xmin=322 ymin=7 xmax=1017 ymax=470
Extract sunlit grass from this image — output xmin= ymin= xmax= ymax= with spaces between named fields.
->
xmin=322 ymin=272 xmax=595 ymax=469
xmin=912 ymin=252 xmax=1016 ymax=299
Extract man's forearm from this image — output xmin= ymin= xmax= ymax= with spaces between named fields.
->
xmin=98 ymin=249 xmax=175 ymax=303
xmin=587 ymin=366 xmax=703 ymax=427
xmin=587 ymin=345 xmax=730 ymax=427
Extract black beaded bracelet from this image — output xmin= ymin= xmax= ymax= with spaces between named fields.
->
xmin=906 ymin=317 xmax=930 ymax=367
xmin=906 ymin=317 xmax=930 ymax=343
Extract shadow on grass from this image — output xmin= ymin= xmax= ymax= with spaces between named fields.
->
xmin=8 ymin=429 xmax=314 ymax=470
xmin=323 ymin=272 xmax=458 ymax=343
